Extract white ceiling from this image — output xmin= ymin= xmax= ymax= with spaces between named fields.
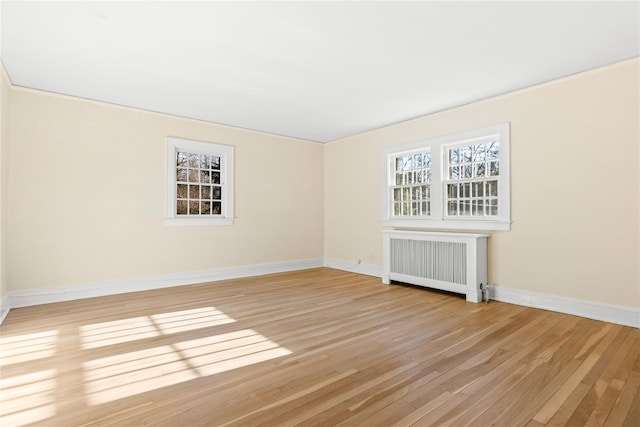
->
xmin=1 ymin=1 xmax=638 ymax=143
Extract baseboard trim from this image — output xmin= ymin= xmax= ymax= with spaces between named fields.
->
xmin=323 ymin=258 xmax=383 ymax=278
xmin=1 ymin=258 xmax=637 ymax=329
xmin=5 ymin=258 xmax=324 ymax=311
xmin=490 ymin=285 xmax=639 ymax=328
xmin=323 ymin=258 xmax=638 ymax=328
xmin=0 ymin=295 xmax=9 ymax=325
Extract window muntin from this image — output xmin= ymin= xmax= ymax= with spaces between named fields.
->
xmin=166 ymin=138 xmax=234 ymax=226
xmin=382 ymin=123 xmax=510 ymax=231
xmin=391 ymin=150 xmax=432 ymax=217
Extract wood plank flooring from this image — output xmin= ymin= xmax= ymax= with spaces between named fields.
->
xmin=1 ymin=267 xmax=638 ymax=426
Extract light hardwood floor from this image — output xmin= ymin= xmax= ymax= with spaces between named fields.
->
xmin=1 ymin=268 xmax=638 ymax=426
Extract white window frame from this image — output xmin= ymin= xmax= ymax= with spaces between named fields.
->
xmin=382 ymin=123 xmax=510 ymax=231
xmin=166 ymin=137 xmax=234 ymax=226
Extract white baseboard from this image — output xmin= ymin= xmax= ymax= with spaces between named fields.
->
xmin=323 ymin=258 xmax=383 ymax=278
xmin=0 ymin=295 xmax=9 ymax=325
xmin=6 ymin=258 xmax=324 ymax=310
xmin=490 ymin=285 xmax=639 ymax=328
xmin=323 ymin=258 xmax=638 ymax=328
xmin=1 ymin=257 xmax=637 ymax=329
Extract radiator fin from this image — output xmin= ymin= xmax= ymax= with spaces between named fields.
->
xmin=390 ymin=238 xmax=467 ymax=285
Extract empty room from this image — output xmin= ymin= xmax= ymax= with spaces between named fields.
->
xmin=0 ymin=1 xmax=638 ymax=426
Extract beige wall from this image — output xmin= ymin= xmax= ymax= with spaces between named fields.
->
xmin=325 ymin=59 xmax=639 ymax=309
xmin=3 ymin=59 xmax=638 ymax=312
xmin=7 ymin=88 xmax=324 ymax=291
xmin=0 ymin=64 xmax=9 ymax=301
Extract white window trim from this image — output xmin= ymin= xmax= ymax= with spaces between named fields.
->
xmin=382 ymin=123 xmax=511 ymax=231
xmin=166 ymin=137 xmax=234 ymax=226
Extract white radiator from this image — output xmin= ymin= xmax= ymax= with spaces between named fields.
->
xmin=382 ymin=230 xmax=489 ymax=302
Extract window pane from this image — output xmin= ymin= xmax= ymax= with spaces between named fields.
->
xmin=472 ymin=199 xmax=484 ymax=216
xmin=474 ymin=163 xmax=486 ymax=178
xmin=424 ymin=152 xmax=431 ymax=168
xmin=189 ymin=185 xmax=199 ymax=199
xmin=460 ymin=200 xmax=471 ymax=216
xmin=489 ymin=161 xmax=500 ymax=176
xmin=395 ymin=173 xmax=403 ymax=185
xmin=403 ymin=155 xmax=412 ymax=171
xmin=447 ymin=183 xmax=458 ymax=198
xmin=462 ymin=165 xmax=472 ymax=179
xmin=487 ymin=180 xmax=498 ymax=196
xmin=473 ymin=144 xmax=485 ymax=161
xmin=448 ymin=200 xmax=458 ymax=215
xmin=176 ymin=152 xmax=188 ymax=167
xmin=395 ymin=157 xmax=402 ymax=171
xmin=449 ymin=166 xmax=459 ymax=179
xmin=188 ymin=153 xmax=200 ymax=168
xmin=402 ymin=202 xmax=409 ymax=216
xmin=211 ymin=172 xmax=221 ymax=184
xmin=176 ymin=168 xmax=188 ymax=182
xmin=449 ymin=148 xmax=459 ymax=164
xmin=189 ymin=201 xmax=199 ymax=215
xmin=176 ymin=184 xmax=188 ymax=199
xmin=188 ymin=169 xmax=200 ymax=183
xmin=472 ymin=182 xmax=484 ymax=197
xmin=210 ymin=156 xmax=220 ymax=170
xmin=200 ymin=170 xmax=210 ymax=184
xmin=176 ymin=200 xmax=187 ymax=215
xmin=413 ymin=154 xmax=422 ymax=168
xmin=421 ymin=201 xmax=429 ymax=216
xmin=411 ymin=186 xmax=420 ymax=201
xmin=200 ymin=155 xmax=209 ymax=169
xmin=212 ymin=202 xmax=222 ymax=215
xmin=421 ymin=185 xmax=429 ymax=200
xmin=461 ymin=146 xmax=472 ymax=163
xmin=212 ymin=187 xmax=221 ymax=200
xmin=487 ymin=141 xmax=500 ymax=159
xmin=461 ymin=182 xmax=470 ymax=198
xmin=394 ymin=202 xmax=401 ymax=216
xmin=393 ymin=188 xmax=401 ymax=202
xmin=201 ymin=186 xmax=210 ymax=199
xmin=200 ymin=201 xmax=211 ymax=215
xmin=402 ymin=187 xmax=409 ymax=201
xmin=411 ymin=202 xmax=419 ymax=216
xmin=488 ymin=199 xmax=498 ymax=216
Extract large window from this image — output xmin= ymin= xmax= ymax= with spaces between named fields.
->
xmin=383 ymin=123 xmax=510 ymax=231
xmin=166 ymin=137 xmax=234 ymax=226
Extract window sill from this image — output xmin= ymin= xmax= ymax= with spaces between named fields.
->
xmin=165 ymin=217 xmax=234 ymax=226
xmin=383 ymin=218 xmax=511 ymax=231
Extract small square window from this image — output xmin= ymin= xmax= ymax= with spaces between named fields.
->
xmin=166 ymin=137 xmax=234 ymax=226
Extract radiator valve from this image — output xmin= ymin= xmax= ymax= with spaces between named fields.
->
xmin=481 ymin=283 xmax=490 ymax=304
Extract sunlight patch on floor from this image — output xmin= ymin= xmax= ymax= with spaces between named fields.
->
xmin=80 ymin=316 xmax=159 ymax=349
xmin=0 ymin=330 xmax=58 ymax=364
xmin=174 ymin=329 xmax=292 ymax=376
xmin=83 ymin=345 xmax=197 ymax=405
xmin=150 ymin=307 xmax=235 ymax=334
xmin=0 ymin=369 xmax=57 ymax=427
xmin=83 ymin=329 xmax=291 ymax=405
xmin=0 ymin=306 xmax=289 ymax=417
xmin=79 ymin=307 xmax=235 ymax=349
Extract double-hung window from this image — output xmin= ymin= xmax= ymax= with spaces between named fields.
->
xmin=166 ymin=137 xmax=234 ymax=226
xmin=383 ymin=123 xmax=510 ymax=231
